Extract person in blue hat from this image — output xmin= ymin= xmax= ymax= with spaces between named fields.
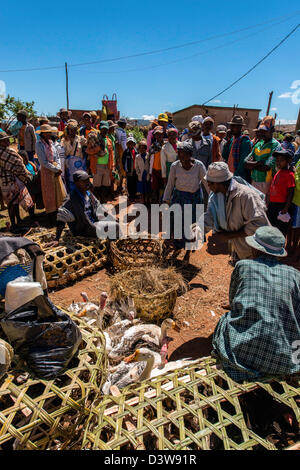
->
xmin=212 ymin=225 xmax=300 ymax=383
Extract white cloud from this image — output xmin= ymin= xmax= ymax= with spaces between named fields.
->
xmin=142 ymin=114 xmax=155 ymax=121
xmin=278 ymin=92 xmax=293 ymax=98
xmin=211 ymin=99 xmax=221 ymax=103
xmin=290 ymin=80 xmax=300 ymax=90
xmin=271 ymin=107 xmax=277 ymax=111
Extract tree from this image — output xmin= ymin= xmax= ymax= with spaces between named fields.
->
xmin=0 ymin=94 xmax=38 ymax=123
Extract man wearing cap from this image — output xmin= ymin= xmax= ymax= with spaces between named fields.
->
xmin=202 ymin=116 xmax=222 ymax=164
xmin=212 ymin=226 xmax=300 ymax=382
xmin=10 ymin=110 xmax=36 ymax=162
xmin=222 ymin=115 xmax=252 ymax=182
xmin=157 ymin=113 xmax=169 ymax=138
xmin=193 ymin=161 xmax=270 ymax=260
xmin=54 ymin=170 xmax=120 ymax=243
xmin=244 ymin=116 xmax=281 ymax=195
xmin=57 ymin=108 xmax=72 ymax=132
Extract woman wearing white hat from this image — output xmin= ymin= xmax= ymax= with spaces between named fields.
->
xmin=36 ymin=125 xmax=66 ymax=224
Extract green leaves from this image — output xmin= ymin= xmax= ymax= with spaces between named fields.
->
xmin=0 ymin=94 xmax=38 ymax=121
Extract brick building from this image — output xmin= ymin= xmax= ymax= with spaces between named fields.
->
xmin=173 ymin=104 xmax=261 ymax=137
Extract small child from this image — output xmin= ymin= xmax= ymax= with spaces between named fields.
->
xmin=135 ymin=140 xmax=151 ymax=205
xmin=122 ymin=135 xmax=137 ymax=202
xmin=267 ymin=149 xmax=295 ymax=237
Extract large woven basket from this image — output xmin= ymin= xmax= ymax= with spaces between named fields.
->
xmin=109 ymin=267 xmax=182 ymax=323
xmin=110 ymin=238 xmax=164 ymax=272
xmin=0 ymin=311 xmax=107 ymax=450
xmin=26 ymin=228 xmax=108 ymax=289
xmin=82 ymin=356 xmax=300 ymax=451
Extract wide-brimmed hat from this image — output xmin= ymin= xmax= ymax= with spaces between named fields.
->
xmin=66 ymin=119 xmax=78 ymax=128
xmin=166 ymin=127 xmax=178 ymax=135
xmin=203 ymin=116 xmax=214 ymax=124
xmin=192 ymin=115 xmax=204 ymax=123
xmin=117 ymin=118 xmax=127 ymax=125
xmin=188 ymin=121 xmax=202 ymax=136
xmin=227 ymin=115 xmax=245 ymax=126
xmin=216 ymin=124 xmax=227 ymax=134
xmin=153 ymin=125 xmax=164 ymax=135
xmin=39 ymin=116 xmax=49 ymax=124
xmin=57 ymin=108 xmax=72 ymax=118
xmin=204 ymin=161 xmax=233 ymax=183
xmin=257 ymin=115 xmax=275 ymax=132
xmin=36 ymin=124 xmax=58 ymax=134
xmin=245 ymin=226 xmax=287 ymax=257
xmin=17 ymin=109 xmax=29 ymax=118
xmin=108 ymin=120 xmax=118 ymax=128
xmin=272 ymin=148 xmax=294 ymax=160
xmin=158 ymin=113 xmax=168 ymax=123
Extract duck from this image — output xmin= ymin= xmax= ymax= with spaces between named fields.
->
xmin=102 ymin=348 xmax=161 ymax=395
xmin=108 ymin=318 xmax=180 ymax=363
xmin=124 ymin=347 xmax=199 ymax=379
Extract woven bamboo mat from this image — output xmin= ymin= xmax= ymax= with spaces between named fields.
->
xmin=0 ymin=312 xmax=107 ymax=450
xmin=82 ymin=357 xmax=300 ymax=451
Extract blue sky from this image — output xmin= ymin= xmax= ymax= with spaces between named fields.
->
xmin=1 ymin=1 xmax=300 ymax=123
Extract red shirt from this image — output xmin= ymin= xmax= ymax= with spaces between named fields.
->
xmin=269 ymin=169 xmax=295 ymax=203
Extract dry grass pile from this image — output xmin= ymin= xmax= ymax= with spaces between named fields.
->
xmin=109 ymin=266 xmax=187 ymax=323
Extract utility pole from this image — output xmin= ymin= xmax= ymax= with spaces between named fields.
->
xmin=266 ymin=91 xmax=273 ymax=116
xmin=65 ymin=62 xmax=69 ymax=110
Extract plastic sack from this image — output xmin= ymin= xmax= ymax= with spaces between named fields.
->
xmin=0 ymin=295 xmax=82 ymax=380
xmin=5 ymin=277 xmax=43 ymax=313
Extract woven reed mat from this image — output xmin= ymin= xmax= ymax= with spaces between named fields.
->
xmin=0 ymin=312 xmax=107 ymax=450
xmin=82 ymin=357 xmax=300 ymax=451
xmin=25 ymin=228 xmax=108 ymax=289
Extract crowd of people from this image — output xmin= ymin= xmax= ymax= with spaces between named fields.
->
xmin=0 ymin=106 xmax=300 ymax=383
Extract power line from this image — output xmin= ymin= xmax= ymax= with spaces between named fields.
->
xmin=202 ymin=23 xmax=300 ymax=105
xmin=70 ymin=16 xmax=292 ymax=75
xmin=0 ymin=12 xmax=299 ymax=73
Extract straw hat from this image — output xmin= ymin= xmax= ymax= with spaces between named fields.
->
xmin=57 ymin=108 xmax=72 ymax=118
xmin=245 ymin=226 xmax=287 ymax=257
xmin=36 ymin=124 xmax=58 ymax=134
xmin=227 ymin=115 xmax=245 ymax=126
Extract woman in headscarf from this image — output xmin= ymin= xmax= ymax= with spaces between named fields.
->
xmin=162 ymin=141 xmax=209 ymax=263
xmin=36 ymin=124 xmax=67 ymax=224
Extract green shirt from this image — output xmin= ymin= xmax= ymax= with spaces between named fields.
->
xmin=245 ymin=138 xmax=280 ymax=183
xmin=97 ymin=137 xmax=109 ymax=165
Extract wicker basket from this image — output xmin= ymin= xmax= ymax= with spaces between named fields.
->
xmin=109 ymin=267 xmax=183 ymax=323
xmin=0 ymin=311 xmax=107 ymax=450
xmin=110 ymin=238 xmax=164 ymax=272
xmin=82 ymin=356 xmax=300 ymax=451
xmin=26 ymin=228 xmax=108 ymax=289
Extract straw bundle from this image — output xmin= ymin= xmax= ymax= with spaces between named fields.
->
xmin=109 ymin=266 xmax=187 ymax=323
xmin=0 ymin=311 xmax=107 ymax=450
